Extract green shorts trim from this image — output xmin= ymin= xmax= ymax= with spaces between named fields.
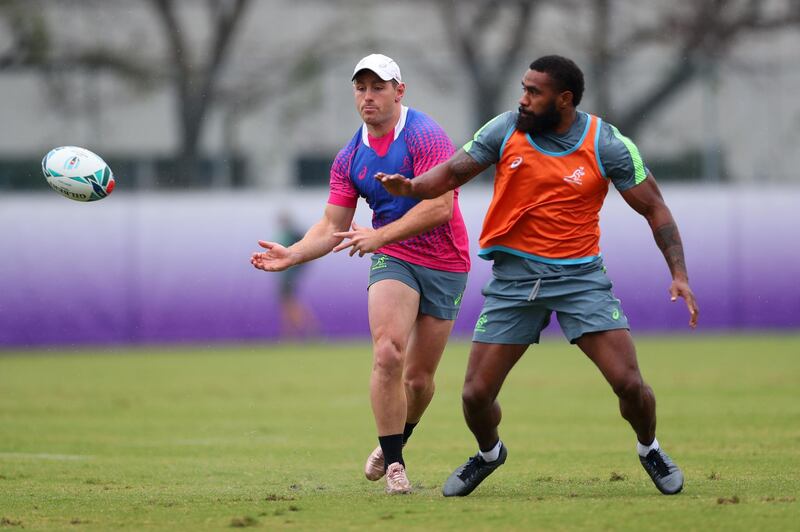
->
xmin=472 ymin=267 xmax=629 ymax=344
xmin=368 ymin=254 xmax=468 ymax=321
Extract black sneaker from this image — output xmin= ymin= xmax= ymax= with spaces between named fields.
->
xmin=639 ymin=447 xmax=684 ymax=495
xmin=442 ymin=444 xmax=507 ymax=497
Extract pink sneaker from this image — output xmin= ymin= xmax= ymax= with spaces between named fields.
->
xmin=385 ymin=462 xmax=411 ymax=494
xmin=365 ymin=445 xmax=385 ymax=481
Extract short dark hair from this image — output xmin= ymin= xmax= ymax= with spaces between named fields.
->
xmin=529 ymin=55 xmax=584 ymax=106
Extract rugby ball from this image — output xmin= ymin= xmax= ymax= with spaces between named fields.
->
xmin=41 ymin=146 xmax=115 ymax=202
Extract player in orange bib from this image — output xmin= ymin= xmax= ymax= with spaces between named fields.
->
xmin=378 ymin=55 xmax=699 ymax=497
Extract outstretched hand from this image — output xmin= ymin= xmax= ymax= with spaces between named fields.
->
xmin=332 ymin=222 xmax=385 ymax=257
xmin=375 ymin=172 xmax=413 ymax=196
xmin=250 ymin=240 xmax=297 ymax=272
xmin=669 ymin=279 xmax=699 ymax=328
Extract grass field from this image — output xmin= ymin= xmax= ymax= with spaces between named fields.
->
xmin=1 ymin=334 xmax=798 ymax=531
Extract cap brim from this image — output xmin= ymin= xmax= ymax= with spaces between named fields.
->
xmin=351 ymin=68 xmax=394 ymax=81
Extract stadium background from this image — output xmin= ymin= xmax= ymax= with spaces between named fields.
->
xmin=1 ymin=0 xmax=799 ymax=346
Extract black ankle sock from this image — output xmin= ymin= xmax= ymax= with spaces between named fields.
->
xmin=378 ymin=434 xmax=404 ymax=471
xmin=402 ymin=422 xmax=418 ymax=444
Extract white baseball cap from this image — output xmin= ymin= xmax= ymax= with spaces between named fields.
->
xmin=352 ymin=53 xmax=402 ymax=82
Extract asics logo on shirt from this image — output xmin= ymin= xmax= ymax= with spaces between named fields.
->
xmin=509 ymin=156 xmax=523 ymax=169
xmin=399 ymin=156 xmax=412 ymax=174
xmin=358 ymin=166 xmax=368 ymax=180
xmin=563 ymin=166 xmax=585 ymax=185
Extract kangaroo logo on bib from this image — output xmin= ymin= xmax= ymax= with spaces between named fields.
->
xmin=563 ymin=166 xmax=585 ymax=186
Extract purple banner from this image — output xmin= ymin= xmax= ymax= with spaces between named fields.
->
xmin=1 ymin=186 xmax=798 ymax=347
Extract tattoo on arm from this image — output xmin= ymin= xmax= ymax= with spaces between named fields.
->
xmin=653 ymin=223 xmax=687 ymax=278
xmin=450 ymin=151 xmax=489 ymax=187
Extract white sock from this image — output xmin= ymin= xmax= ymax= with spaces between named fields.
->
xmin=637 ymin=437 xmax=660 ymax=457
xmin=479 ymin=440 xmax=503 ymax=462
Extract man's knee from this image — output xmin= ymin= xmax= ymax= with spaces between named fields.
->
xmin=404 ymin=371 xmax=434 ymax=397
xmin=373 ymin=336 xmax=405 ymax=377
xmin=461 ymin=379 xmax=495 ymax=410
xmin=612 ymin=373 xmax=645 ymax=400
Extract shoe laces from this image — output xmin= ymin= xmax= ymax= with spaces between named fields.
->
xmin=457 ymin=454 xmax=485 ymax=482
xmin=387 ymin=464 xmax=407 ymax=483
xmin=644 ymin=450 xmax=670 ymax=477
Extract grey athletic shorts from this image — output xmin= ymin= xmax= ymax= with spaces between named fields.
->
xmin=472 ymin=258 xmax=629 ymax=345
xmin=368 ymin=254 xmax=468 ymax=320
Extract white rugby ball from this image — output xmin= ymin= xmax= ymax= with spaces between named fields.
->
xmin=41 ymin=146 xmax=115 ymax=202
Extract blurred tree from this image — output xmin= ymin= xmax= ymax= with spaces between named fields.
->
xmin=575 ymin=0 xmax=800 ymax=181
xmin=0 ymin=0 xmax=249 ymax=185
xmin=582 ymin=0 xmax=800 ymax=138
xmin=143 ymin=0 xmax=353 ymax=186
xmin=434 ymin=0 xmax=540 ymax=131
xmin=148 ymin=0 xmax=251 ymax=185
xmin=419 ymin=0 xmax=800 ymax=142
xmin=0 ymin=0 xmax=154 ymax=88
xmin=0 ymin=0 xmax=48 ymax=69
xmin=1 ymin=0 xmax=350 ymax=187
xmin=5 ymin=0 xmax=799 ymax=186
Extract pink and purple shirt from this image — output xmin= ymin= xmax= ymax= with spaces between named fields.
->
xmin=328 ymin=106 xmax=470 ymax=273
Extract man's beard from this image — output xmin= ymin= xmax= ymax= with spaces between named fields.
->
xmin=516 ymin=102 xmax=561 ymax=134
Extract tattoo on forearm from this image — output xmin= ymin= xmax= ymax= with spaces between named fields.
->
xmin=654 ymin=223 xmax=687 ymax=276
xmin=450 ymin=151 xmax=488 ymax=186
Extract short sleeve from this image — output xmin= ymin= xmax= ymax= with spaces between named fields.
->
xmin=328 ymin=145 xmax=359 ymax=208
xmin=597 ymin=120 xmax=649 ymax=192
xmin=462 ymin=111 xmax=517 ymax=166
xmin=405 ymin=115 xmax=456 ymax=176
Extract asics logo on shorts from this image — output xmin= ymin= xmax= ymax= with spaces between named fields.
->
xmin=454 ymin=292 xmax=463 ymax=306
xmin=563 ymin=166 xmax=585 ymax=185
xmin=509 ymin=156 xmax=523 ymax=169
xmin=474 ymin=314 xmax=488 ymax=332
xmin=612 ymin=308 xmax=620 ymax=320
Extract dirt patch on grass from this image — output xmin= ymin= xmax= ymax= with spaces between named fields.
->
xmin=762 ymin=496 xmax=796 ymax=503
xmin=264 ymin=494 xmax=295 ymax=502
xmin=229 ymin=516 xmax=259 ymax=528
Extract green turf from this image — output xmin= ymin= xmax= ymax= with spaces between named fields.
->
xmin=1 ymin=334 xmax=798 ymax=530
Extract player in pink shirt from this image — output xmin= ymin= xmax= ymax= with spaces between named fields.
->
xmin=251 ymin=54 xmax=469 ymax=493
